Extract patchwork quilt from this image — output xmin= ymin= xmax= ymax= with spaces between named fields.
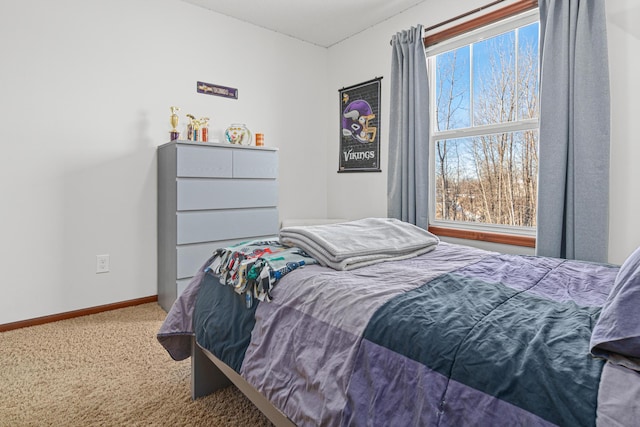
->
xmin=186 ymin=242 xmax=621 ymax=426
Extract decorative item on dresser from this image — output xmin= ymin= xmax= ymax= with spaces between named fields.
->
xmin=169 ymin=106 xmax=180 ymax=141
xmin=225 ymin=123 xmax=252 ymax=145
xmin=157 ymin=140 xmax=279 ymax=311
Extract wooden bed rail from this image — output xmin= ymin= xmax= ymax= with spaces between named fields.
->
xmin=191 ymin=338 xmax=296 ymax=427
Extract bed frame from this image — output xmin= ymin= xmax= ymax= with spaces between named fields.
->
xmin=190 ymin=337 xmax=295 ymax=426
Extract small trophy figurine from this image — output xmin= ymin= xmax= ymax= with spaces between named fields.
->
xmin=200 ymin=117 xmax=210 ymax=142
xmin=169 ymin=106 xmax=180 ymax=141
xmin=186 ymin=114 xmax=195 ymax=141
xmin=192 ymin=118 xmax=201 ymax=141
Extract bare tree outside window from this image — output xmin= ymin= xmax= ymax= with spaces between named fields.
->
xmin=432 ymin=22 xmax=539 ymax=229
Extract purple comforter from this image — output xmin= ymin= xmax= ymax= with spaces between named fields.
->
xmin=159 ymin=242 xmax=640 ymax=426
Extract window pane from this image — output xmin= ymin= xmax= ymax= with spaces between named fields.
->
xmin=473 ymin=31 xmax=516 ymax=126
xmin=435 ymin=46 xmax=470 ymax=130
xmin=518 ymin=22 xmax=539 ymax=119
xmin=434 ymin=130 xmax=538 ymax=227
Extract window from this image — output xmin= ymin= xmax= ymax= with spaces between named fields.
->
xmin=427 ymin=9 xmax=539 ymax=244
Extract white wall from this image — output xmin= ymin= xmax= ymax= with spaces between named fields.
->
xmin=326 ymin=0 xmax=640 ymax=265
xmin=0 ymin=0 xmax=327 ymax=324
xmin=605 ymin=0 xmax=640 ymax=265
xmin=326 ymin=0 xmax=488 ymax=223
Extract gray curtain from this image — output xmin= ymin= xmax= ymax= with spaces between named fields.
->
xmin=536 ymin=0 xmax=610 ymax=262
xmin=387 ymin=25 xmax=430 ymax=229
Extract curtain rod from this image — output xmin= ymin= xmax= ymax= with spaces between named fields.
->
xmin=425 ymin=0 xmax=505 ymax=32
xmin=390 ymin=0 xmax=506 ymax=45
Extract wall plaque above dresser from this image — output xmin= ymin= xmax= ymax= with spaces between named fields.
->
xmin=157 ymin=140 xmax=279 ymax=311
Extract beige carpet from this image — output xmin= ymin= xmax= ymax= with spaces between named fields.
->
xmin=0 ymin=303 xmax=272 ymax=426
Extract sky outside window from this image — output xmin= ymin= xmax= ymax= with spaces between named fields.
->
xmin=435 ymin=22 xmax=539 ymax=131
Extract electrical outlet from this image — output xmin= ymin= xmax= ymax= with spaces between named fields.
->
xmin=96 ymin=254 xmax=110 ymax=273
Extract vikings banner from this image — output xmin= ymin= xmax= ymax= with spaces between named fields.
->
xmin=338 ymin=78 xmax=382 ymax=172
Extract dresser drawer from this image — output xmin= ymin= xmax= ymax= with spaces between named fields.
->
xmin=176 ymin=208 xmax=279 ymax=245
xmin=233 ymin=149 xmax=278 ymax=178
xmin=177 ymin=238 xmax=249 ymax=279
xmin=177 ymin=241 xmax=227 ymax=279
xmin=177 ymin=145 xmax=233 ymax=178
xmin=176 ymin=179 xmax=278 ymax=211
xmin=176 ymin=278 xmax=191 ymax=298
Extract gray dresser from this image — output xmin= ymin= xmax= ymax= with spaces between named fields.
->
xmin=157 ymin=140 xmax=279 ymax=311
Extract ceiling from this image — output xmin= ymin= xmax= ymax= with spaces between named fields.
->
xmin=180 ymin=0 xmax=428 ymax=48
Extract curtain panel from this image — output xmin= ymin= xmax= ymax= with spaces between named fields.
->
xmin=387 ymin=25 xmax=430 ymax=229
xmin=536 ymin=0 xmax=611 ymax=262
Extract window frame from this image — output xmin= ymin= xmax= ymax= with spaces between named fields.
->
xmin=425 ymin=7 xmax=539 ymax=247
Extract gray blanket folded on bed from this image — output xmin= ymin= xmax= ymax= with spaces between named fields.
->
xmin=279 ymin=217 xmax=439 ymax=271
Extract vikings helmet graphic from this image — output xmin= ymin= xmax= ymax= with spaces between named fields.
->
xmin=342 ymin=100 xmax=377 ymax=143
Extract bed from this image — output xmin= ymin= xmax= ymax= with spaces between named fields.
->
xmin=158 ymin=218 xmax=640 ymax=426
